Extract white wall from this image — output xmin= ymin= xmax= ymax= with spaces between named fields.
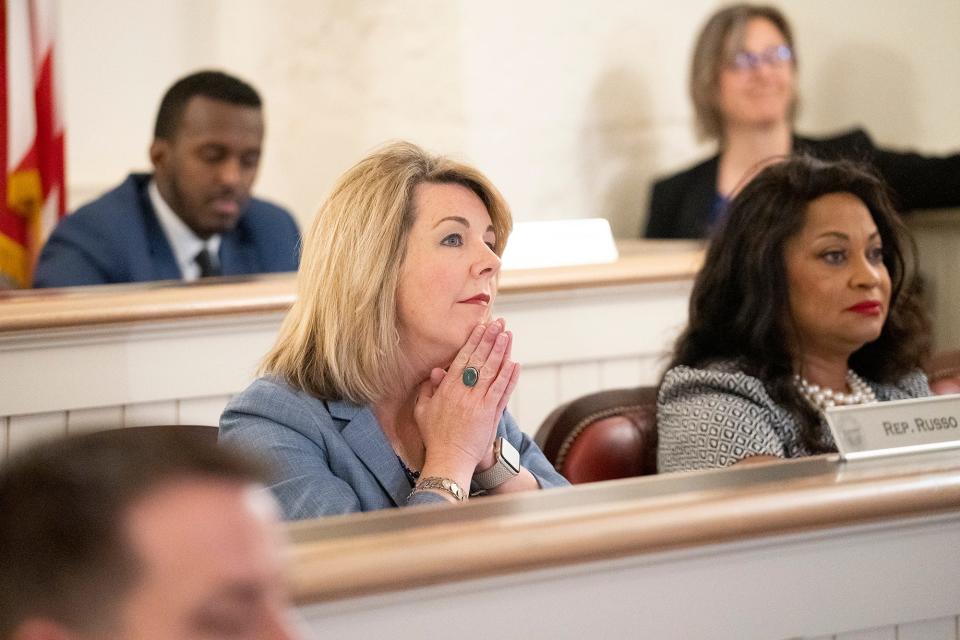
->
xmin=59 ymin=0 xmax=960 ymax=237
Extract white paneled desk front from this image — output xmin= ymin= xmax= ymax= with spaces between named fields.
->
xmin=0 ymin=240 xmax=702 ymax=458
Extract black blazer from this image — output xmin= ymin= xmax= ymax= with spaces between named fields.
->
xmin=644 ymin=128 xmax=960 ymax=239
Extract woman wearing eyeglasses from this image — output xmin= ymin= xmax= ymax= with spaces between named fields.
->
xmin=644 ymin=3 xmax=960 ymax=239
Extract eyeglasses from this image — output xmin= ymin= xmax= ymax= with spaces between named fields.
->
xmin=728 ymin=44 xmax=793 ymax=71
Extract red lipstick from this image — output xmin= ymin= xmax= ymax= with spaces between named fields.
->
xmin=459 ymin=293 xmax=490 ymax=305
xmin=847 ymin=300 xmax=883 ymax=316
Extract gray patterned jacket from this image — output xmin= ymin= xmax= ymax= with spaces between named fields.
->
xmin=656 ymin=363 xmax=930 ymax=473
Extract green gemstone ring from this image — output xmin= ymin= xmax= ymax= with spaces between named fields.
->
xmin=462 ymin=366 xmax=480 ymax=387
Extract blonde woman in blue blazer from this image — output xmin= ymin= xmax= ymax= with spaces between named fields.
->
xmin=221 ymin=142 xmax=567 ymax=520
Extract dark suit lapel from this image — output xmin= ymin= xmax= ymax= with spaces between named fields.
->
xmin=793 ymin=134 xmax=813 ymax=157
xmin=329 ymin=401 xmax=412 ymax=507
xmin=676 ymin=156 xmax=719 ymax=238
xmin=219 ymin=221 xmax=257 ymax=276
xmin=136 ymin=178 xmax=183 ymax=281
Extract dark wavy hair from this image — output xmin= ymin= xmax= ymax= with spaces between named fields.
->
xmin=667 ymin=156 xmax=930 ymax=452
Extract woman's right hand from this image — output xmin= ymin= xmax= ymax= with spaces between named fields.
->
xmin=413 ymin=319 xmax=520 ymax=491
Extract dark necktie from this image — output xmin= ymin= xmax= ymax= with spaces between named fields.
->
xmin=195 ymin=247 xmax=221 ymax=278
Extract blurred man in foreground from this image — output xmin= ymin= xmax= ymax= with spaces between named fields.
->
xmin=0 ymin=428 xmax=299 ymax=639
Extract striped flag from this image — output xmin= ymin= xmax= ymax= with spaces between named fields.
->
xmin=1 ymin=0 xmax=65 ymax=289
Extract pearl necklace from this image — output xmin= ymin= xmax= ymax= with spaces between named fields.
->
xmin=793 ymin=369 xmax=878 ymax=412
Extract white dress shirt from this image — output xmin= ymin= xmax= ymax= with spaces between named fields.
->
xmin=148 ymin=179 xmax=221 ymax=281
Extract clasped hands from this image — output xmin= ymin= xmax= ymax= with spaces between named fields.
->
xmin=413 ymin=318 xmax=520 ymax=492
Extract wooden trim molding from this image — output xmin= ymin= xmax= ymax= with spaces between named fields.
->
xmin=284 ymin=452 xmax=960 ymax=604
xmin=0 ymin=274 xmax=296 ymax=332
xmin=0 ymin=242 xmax=703 ymax=332
xmin=501 ymin=245 xmax=703 ymax=294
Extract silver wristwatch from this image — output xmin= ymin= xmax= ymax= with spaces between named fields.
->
xmin=473 ymin=436 xmax=521 ymax=490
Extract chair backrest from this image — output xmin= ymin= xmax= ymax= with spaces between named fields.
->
xmin=534 ymin=386 xmax=658 ymax=484
xmin=99 ymin=424 xmax=220 ymax=443
xmin=926 ymin=350 xmax=960 ymax=395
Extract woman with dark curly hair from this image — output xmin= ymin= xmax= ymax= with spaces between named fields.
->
xmin=656 ymin=156 xmax=931 ymax=473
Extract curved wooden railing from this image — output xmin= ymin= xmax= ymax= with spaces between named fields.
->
xmin=284 ymin=451 xmax=960 ymax=604
xmin=0 ymin=241 xmax=703 ymax=332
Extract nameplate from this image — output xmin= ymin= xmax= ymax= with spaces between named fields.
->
xmin=825 ymin=394 xmax=960 ymax=460
xmin=501 ymin=218 xmax=618 ymax=270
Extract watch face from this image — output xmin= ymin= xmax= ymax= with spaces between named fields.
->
xmin=498 ymin=438 xmax=521 ymax=473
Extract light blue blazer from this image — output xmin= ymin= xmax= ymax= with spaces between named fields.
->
xmin=220 ymin=376 xmax=569 ymax=521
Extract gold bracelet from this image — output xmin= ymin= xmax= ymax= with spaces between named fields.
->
xmin=410 ymin=476 xmax=466 ymax=502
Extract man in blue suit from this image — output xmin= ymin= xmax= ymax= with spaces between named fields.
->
xmin=34 ymin=71 xmax=300 ymax=288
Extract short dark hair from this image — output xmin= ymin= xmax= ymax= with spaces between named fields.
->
xmin=154 ymin=70 xmax=262 ymax=140
xmin=667 ymin=156 xmax=930 ymax=451
xmin=0 ymin=429 xmax=266 ymax=638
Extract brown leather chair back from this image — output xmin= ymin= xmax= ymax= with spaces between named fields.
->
xmin=98 ymin=424 xmax=220 ymax=444
xmin=534 ymin=386 xmax=658 ymax=484
xmin=926 ymin=350 xmax=960 ymax=395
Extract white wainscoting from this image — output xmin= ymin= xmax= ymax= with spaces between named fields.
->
xmin=0 ymin=310 xmax=286 ymax=460
xmin=826 ymin=616 xmax=959 ymax=640
xmin=2 ymin=396 xmax=235 ymax=460
xmin=500 ymin=279 xmax=690 ymax=431
xmin=4 ymin=206 xmax=957 ymax=463
xmin=0 ymin=279 xmax=692 ymax=461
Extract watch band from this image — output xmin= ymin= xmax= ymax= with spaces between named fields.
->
xmin=473 ymin=437 xmax=521 ymax=490
xmin=410 ymin=476 xmax=466 ymax=502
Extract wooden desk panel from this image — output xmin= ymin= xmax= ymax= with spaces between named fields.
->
xmin=0 ymin=242 xmax=700 ymax=457
xmin=0 ymin=242 xmax=702 ymax=332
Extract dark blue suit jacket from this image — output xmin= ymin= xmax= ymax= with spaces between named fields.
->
xmin=33 ymin=173 xmax=301 ymax=287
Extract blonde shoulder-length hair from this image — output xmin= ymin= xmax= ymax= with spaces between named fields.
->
xmin=690 ymin=3 xmax=797 ymax=142
xmin=262 ymin=141 xmax=513 ymax=405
